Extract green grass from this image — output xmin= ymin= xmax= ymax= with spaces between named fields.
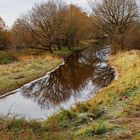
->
xmin=0 ymin=50 xmax=140 ymax=140
xmin=54 ymin=44 xmax=88 ymax=57
xmin=54 ymin=47 xmax=74 ymax=57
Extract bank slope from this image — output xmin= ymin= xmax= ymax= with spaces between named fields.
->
xmin=0 ymin=51 xmax=62 ymax=95
xmin=45 ymin=50 xmax=140 ymax=140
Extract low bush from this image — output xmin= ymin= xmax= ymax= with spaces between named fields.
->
xmin=0 ymin=51 xmax=16 ymax=64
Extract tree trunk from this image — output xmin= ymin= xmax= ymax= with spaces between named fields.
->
xmin=58 ymin=44 xmax=61 ymax=50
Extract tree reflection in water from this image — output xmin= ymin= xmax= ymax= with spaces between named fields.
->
xmin=20 ymin=46 xmax=115 ymax=109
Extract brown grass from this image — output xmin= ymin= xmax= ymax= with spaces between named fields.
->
xmin=0 ymin=51 xmax=62 ymax=95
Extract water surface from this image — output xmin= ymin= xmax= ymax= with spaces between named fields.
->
xmin=0 ymin=46 xmax=115 ymax=119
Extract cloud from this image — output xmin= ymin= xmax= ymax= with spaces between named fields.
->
xmin=0 ymin=0 xmax=89 ymax=27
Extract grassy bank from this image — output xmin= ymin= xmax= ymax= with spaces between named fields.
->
xmin=0 ymin=50 xmax=140 ymax=140
xmin=0 ymin=50 xmax=62 ymax=95
xmin=45 ymin=50 xmax=139 ymax=140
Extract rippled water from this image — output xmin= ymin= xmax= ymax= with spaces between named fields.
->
xmin=0 ymin=46 xmax=115 ymax=119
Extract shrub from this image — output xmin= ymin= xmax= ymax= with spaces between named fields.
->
xmin=0 ymin=51 xmax=16 ymax=64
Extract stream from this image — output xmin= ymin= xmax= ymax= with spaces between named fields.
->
xmin=0 ymin=46 xmax=115 ymax=119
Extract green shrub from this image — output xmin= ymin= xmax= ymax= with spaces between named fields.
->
xmin=0 ymin=51 xmax=17 ymax=64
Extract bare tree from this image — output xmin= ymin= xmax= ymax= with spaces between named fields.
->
xmin=17 ymin=0 xmax=66 ymax=53
xmin=11 ymin=21 xmax=34 ymax=49
xmin=89 ymin=0 xmax=139 ymax=49
xmin=0 ymin=17 xmax=10 ymax=49
xmin=14 ymin=1 xmax=92 ymax=52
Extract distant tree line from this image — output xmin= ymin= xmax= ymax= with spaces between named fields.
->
xmin=0 ymin=0 xmax=139 ymax=53
xmin=0 ymin=17 xmax=11 ymax=50
xmin=11 ymin=0 xmax=92 ymax=53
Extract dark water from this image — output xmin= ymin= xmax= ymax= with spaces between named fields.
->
xmin=0 ymin=46 xmax=115 ymax=119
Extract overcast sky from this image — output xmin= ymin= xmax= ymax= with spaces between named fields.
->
xmin=0 ymin=0 xmax=89 ymax=27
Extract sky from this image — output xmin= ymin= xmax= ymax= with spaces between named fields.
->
xmin=0 ymin=0 xmax=89 ymax=27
